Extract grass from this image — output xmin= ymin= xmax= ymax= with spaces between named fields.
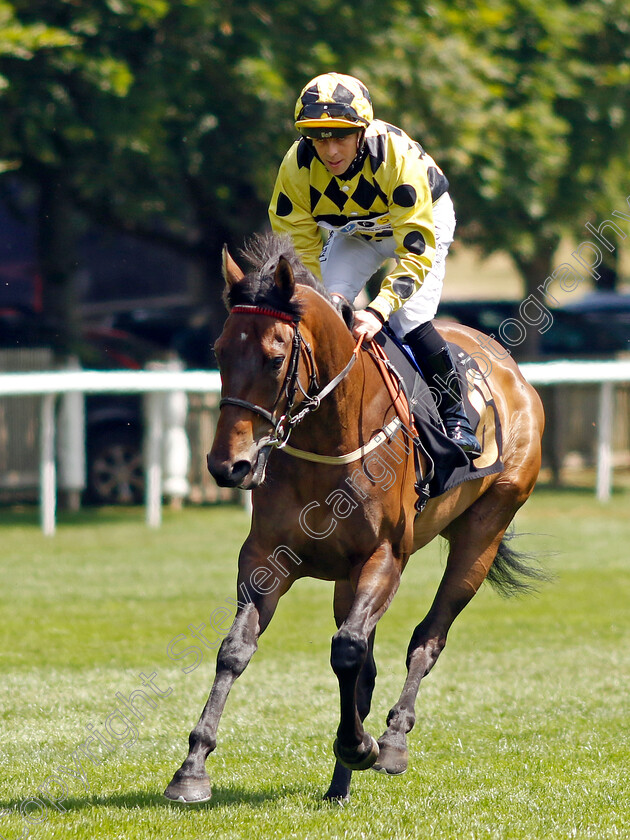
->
xmin=0 ymin=487 xmax=628 ymax=840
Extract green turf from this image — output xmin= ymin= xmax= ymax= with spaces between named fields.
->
xmin=0 ymin=487 xmax=628 ymax=839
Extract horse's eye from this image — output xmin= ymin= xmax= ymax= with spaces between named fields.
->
xmin=270 ymin=355 xmax=284 ymax=371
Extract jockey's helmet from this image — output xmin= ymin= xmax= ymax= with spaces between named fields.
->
xmin=294 ymin=73 xmax=373 ymax=139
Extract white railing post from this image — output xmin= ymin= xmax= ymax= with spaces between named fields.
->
xmin=161 ymin=360 xmax=190 ymax=509
xmin=596 ymin=381 xmax=614 ymax=503
xmin=57 ymin=356 xmax=86 ymax=512
xmin=40 ymin=393 xmax=57 ymax=536
xmin=145 ymin=391 xmax=164 ymax=528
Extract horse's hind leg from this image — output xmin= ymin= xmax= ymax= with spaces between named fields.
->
xmin=374 ymin=486 xmax=526 ymax=775
xmin=324 ymin=581 xmax=377 ymax=802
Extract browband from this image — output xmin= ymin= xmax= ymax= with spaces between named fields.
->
xmin=230 ymin=305 xmax=296 ymax=323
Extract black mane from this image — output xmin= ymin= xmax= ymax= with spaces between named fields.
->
xmin=225 ymin=232 xmax=352 ymax=325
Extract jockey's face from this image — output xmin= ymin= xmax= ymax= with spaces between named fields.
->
xmin=312 ymin=132 xmax=361 ymax=176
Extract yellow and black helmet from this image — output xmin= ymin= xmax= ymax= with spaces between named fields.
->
xmin=294 ymin=73 xmax=373 ymax=139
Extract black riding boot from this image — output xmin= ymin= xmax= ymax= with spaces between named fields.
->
xmin=405 ymin=322 xmax=482 ymax=459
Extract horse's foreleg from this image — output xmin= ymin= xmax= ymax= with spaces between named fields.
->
xmin=374 ymin=492 xmax=520 ymax=775
xmin=324 ymin=581 xmax=377 ymax=802
xmin=164 ymin=560 xmax=288 ymax=803
xmin=330 ymin=543 xmax=400 ymax=773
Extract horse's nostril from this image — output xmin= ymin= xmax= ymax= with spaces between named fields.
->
xmin=207 ymin=454 xmax=252 ymax=487
xmin=231 ymin=460 xmax=252 ymax=483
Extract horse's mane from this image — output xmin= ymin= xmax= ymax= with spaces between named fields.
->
xmin=225 ymin=232 xmax=353 ymax=326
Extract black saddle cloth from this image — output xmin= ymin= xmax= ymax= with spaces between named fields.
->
xmin=373 ymin=327 xmax=504 ymax=499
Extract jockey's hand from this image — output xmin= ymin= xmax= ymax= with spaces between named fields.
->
xmin=352 ymin=308 xmax=383 ymax=341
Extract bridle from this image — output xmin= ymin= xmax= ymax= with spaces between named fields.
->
xmin=218 ymin=304 xmax=362 ymax=450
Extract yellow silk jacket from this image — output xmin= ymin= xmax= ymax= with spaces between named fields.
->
xmin=269 ymin=119 xmax=449 ymax=320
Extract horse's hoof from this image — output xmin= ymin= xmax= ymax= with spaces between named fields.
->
xmin=323 ymin=782 xmax=351 ymax=805
xmin=372 ymin=741 xmax=408 ymax=775
xmin=323 ymin=791 xmax=350 ymax=805
xmin=164 ymin=768 xmax=212 ymax=804
xmin=333 ymin=733 xmax=379 ymax=771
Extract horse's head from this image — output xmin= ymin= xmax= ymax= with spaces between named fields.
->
xmin=208 ymin=238 xmax=319 ymax=489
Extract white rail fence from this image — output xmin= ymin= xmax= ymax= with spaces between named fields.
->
xmin=0 ymin=359 xmax=629 ymax=535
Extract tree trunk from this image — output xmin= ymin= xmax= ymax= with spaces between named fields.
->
xmin=597 ymin=249 xmax=620 ymax=292
xmin=37 ymin=169 xmax=80 ymax=359
xmin=511 ymin=238 xmax=559 ymax=360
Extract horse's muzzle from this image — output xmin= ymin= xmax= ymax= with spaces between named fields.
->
xmin=207 ymin=454 xmax=251 ymax=487
xmin=207 ymin=444 xmax=272 ymax=489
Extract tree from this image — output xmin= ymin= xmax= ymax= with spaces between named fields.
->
xmin=2 ymin=0 xmax=629 ymax=360
xmin=0 ymin=0 xmax=140 ymax=352
xmin=367 ymin=0 xmax=630 ymax=353
xmin=554 ymin=0 xmax=630 ymax=290
xmin=0 ymin=0 xmax=405 ymax=352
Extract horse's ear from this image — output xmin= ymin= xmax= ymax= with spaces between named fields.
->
xmin=222 ymin=245 xmax=245 ymax=287
xmin=274 ymin=256 xmax=295 ymax=299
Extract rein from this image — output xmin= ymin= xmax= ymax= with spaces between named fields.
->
xmin=219 ymin=304 xmax=362 ymax=452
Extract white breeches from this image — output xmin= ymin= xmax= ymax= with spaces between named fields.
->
xmin=320 ymin=192 xmax=456 ymax=339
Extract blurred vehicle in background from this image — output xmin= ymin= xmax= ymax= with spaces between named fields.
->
xmin=106 ymin=305 xmax=219 ymax=370
xmin=0 ymin=307 xmax=167 ymax=505
xmin=560 ymin=290 xmax=630 ymax=314
xmin=81 ymin=323 xmax=169 ymax=506
xmin=110 ymin=293 xmax=630 ymax=367
xmin=435 ymin=296 xmax=629 ymax=359
xmin=559 ymin=291 xmax=630 ymax=347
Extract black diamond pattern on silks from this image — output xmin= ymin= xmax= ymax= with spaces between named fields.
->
xmin=357 ymin=80 xmax=371 ymax=102
xmin=323 ymin=178 xmax=348 ymax=211
xmin=297 ymin=139 xmax=316 ymax=169
xmin=412 ymin=140 xmax=426 ymax=157
xmin=427 ymin=165 xmax=450 ymax=200
xmin=365 ymin=134 xmax=387 ymax=174
xmin=309 ymin=186 xmax=323 ymax=213
xmin=331 ymin=82 xmax=355 ymax=104
xmin=351 ymin=175 xmax=387 ymax=210
xmin=300 ymin=85 xmax=320 ymax=107
xmin=384 ymin=122 xmax=403 ymax=137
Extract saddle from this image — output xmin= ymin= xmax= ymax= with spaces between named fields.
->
xmin=371 ymin=327 xmax=504 ymax=510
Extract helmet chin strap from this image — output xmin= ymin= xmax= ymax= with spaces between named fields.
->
xmin=343 ymin=130 xmax=367 ymax=180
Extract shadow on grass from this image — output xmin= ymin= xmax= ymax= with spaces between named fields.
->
xmin=92 ymin=785 xmax=308 ymax=810
xmin=534 ymin=480 xmax=629 ymax=497
xmin=0 ymin=782 xmax=315 ymax=816
xmin=534 ymin=483 xmax=596 ymax=497
xmin=0 ymin=506 xmax=145 ymax=528
xmin=0 ymin=502 xmax=247 ymax=529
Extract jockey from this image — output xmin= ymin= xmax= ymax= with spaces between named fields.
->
xmin=269 ymin=72 xmax=481 ymax=458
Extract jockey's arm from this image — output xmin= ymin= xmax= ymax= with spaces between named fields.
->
xmin=367 ymin=152 xmax=437 ymax=324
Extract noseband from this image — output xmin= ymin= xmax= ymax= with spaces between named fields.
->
xmin=219 ymin=304 xmax=359 ymax=449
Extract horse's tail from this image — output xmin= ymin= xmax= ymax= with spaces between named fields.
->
xmin=486 ymin=528 xmax=550 ymax=597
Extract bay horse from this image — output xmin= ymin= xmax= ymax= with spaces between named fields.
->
xmin=164 ymin=234 xmax=545 ymax=804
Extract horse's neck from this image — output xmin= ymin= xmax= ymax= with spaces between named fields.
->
xmin=296 ymin=291 xmax=388 ymax=448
